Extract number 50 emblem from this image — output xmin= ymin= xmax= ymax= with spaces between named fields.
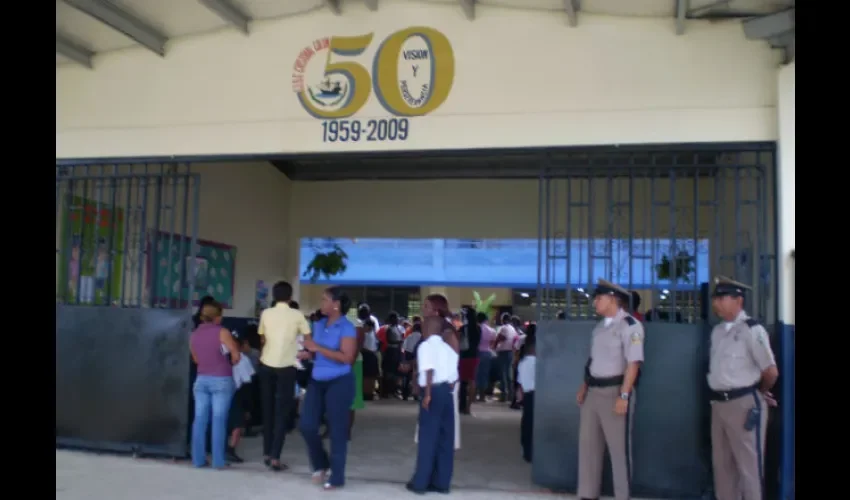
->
xmin=294 ymin=27 xmax=455 ymax=119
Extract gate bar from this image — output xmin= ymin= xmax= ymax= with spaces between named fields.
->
xmin=536 ymin=167 xmax=544 ymax=320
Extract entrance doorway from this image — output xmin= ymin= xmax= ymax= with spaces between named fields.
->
xmin=55 ymin=143 xmax=779 ymax=497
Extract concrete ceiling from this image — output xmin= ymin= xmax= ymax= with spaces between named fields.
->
xmin=56 ymin=0 xmax=795 ymax=70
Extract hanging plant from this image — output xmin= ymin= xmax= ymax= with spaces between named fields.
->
xmin=655 ymin=249 xmax=695 ymax=283
xmin=302 ymin=244 xmax=349 ymax=283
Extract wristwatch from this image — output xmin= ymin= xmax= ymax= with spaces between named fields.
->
xmin=619 ymin=392 xmax=630 ymax=400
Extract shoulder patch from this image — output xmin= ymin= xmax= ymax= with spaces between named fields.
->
xmin=624 ymin=316 xmax=637 ymax=326
xmin=745 ymin=318 xmax=760 ymax=328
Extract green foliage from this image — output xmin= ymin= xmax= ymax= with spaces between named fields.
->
xmin=302 ymin=244 xmax=349 ymax=283
xmin=655 ymin=249 xmax=695 ymax=283
xmin=473 ymin=291 xmax=497 ymax=319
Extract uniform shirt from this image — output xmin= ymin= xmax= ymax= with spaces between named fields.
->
xmin=479 ymin=323 xmax=496 ymax=352
xmin=417 ymin=335 xmax=459 ymax=387
xmin=588 ymin=309 xmax=645 ymax=378
xmin=495 ymin=324 xmax=518 ymax=352
xmin=707 ymin=310 xmax=776 ymax=391
xmin=258 ymin=302 xmax=311 ymax=368
xmin=402 ymin=331 xmax=422 ymax=353
xmin=312 ymin=316 xmax=357 ymax=381
xmin=517 ymin=354 xmax=536 ymax=392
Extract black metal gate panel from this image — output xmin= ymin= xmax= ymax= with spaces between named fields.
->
xmin=531 ymin=147 xmax=777 ymax=498
xmin=56 ymin=164 xmax=200 ymax=457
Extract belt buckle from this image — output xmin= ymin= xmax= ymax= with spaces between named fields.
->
xmin=722 ymin=391 xmax=730 ymax=401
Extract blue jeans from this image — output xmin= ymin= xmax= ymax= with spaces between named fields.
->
xmin=299 ymin=373 xmax=355 ymax=486
xmin=192 ymin=375 xmax=234 ymax=468
xmin=497 ymin=351 xmax=514 ymax=401
xmin=476 ymin=351 xmax=494 ymax=389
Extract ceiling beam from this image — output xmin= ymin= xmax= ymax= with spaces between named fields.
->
xmin=564 ymin=0 xmax=578 ymax=27
xmin=743 ymin=8 xmax=794 ymax=40
xmin=675 ymin=0 xmax=688 ymax=35
xmin=364 ymin=0 xmax=379 ymax=11
xmin=63 ymin=0 xmax=168 ymax=56
xmin=769 ymin=31 xmax=795 ymax=64
xmin=459 ymin=0 xmax=474 ymax=21
xmin=199 ymin=0 xmax=250 ymax=35
xmin=326 ymin=0 xmax=342 ymax=15
xmin=56 ymin=34 xmax=94 ymax=69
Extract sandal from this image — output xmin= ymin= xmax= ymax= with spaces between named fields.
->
xmin=269 ymin=461 xmax=289 ymax=472
xmin=312 ymin=470 xmax=328 ymax=484
xmin=322 ymin=471 xmax=339 ymax=490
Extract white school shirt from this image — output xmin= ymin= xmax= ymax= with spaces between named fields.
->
xmin=416 ymin=335 xmax=459 ymax=387
xmin=517 ymin=355 xmax=536 ymax=392
xmin=495 ymin=324 xmax=518 ymax=352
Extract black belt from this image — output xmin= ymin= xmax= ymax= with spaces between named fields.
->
xmin=709 ymin=384 xmax=758 ymax=402
xmin=586 ymin=374 xmax=624 ymax=388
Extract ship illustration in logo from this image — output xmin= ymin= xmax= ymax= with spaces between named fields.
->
xmin=306 ymin=78 xmax=348 ymax=107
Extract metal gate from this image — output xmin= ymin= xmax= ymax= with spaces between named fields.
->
xmin=55 ymin=163 xmax=201 ymax=457
xmin=530 ymin=146 xmax=777 ymax=499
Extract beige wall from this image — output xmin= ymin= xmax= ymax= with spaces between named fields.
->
xmin=57 ymin=3 xmax=778 ymax=159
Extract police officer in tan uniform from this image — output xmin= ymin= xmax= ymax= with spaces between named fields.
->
xmin=707 ymin=277 xmax=779 ymax=500
xmin=576 ymin=279 xmax=645 ymax=500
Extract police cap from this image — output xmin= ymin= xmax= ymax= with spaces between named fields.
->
xmin=592 ymin=279 xmax=631 ymax=302
xmin=711 ymin=276 xmax=751 ymax=298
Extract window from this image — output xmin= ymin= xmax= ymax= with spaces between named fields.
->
xmin=340 ymin=286 xmax=420 ymax=320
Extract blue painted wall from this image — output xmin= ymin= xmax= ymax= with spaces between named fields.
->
xmin=299 ymin=237 xmax=710 ymax=288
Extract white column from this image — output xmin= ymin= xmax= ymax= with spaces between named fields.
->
xmin=776 ymin=62 xmax=795 ymax=325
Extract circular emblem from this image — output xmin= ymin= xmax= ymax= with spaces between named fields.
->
xmin=292 ymin=38 xmax=351 ymax=113
xmin=395 ymin=34 xmax=434 ymax=110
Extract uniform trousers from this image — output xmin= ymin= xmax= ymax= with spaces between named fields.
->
xmin=711 ymin=390 xmax=767 ymax=500
xmin=520 ymin=390 xmax=534 ymax=462
xmin=577 ymin=385 xmax=635 ymax=500
xmin=259 ymin=364 xmax=297 ymax=461
xmin=411 ymin=383 xmax=456 ymax=491
xmin=299 ymin=372 xmax=355 ymax=487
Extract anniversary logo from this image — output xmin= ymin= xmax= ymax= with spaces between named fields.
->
xmin=291 ymin=27 xmax=455 ymax=144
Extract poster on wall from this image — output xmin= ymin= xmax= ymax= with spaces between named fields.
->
xmin=255 ymin=280 xmax=270 ymax=318
xmin=57 ymin=196 xmax=126 ymax=305
xmin=148 ymin=231 xmax=236 ymax=309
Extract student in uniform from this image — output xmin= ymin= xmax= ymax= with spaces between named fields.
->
xmin=576 ymin=279 xmax=644 ymax=500
xmin=516 ymin=337 xmax=536 ymax=463
xmin=406 ymin=316 xmax=459 ymax=495
xmin=707 ymin=277 xmax=778 ymax=500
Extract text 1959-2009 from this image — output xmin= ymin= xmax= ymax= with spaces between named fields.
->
xmin=321 ymin=118 xmax=409 ymax=143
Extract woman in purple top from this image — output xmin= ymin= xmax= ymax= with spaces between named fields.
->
xmin=189 ymin=301 xmax=241 ymax=469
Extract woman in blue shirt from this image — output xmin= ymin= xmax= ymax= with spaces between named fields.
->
xmin=299 ymin=286 xmax=358 ymax=490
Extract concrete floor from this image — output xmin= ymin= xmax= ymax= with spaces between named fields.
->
xmin=246 ymin=397 xmax=538 ymax=491
xmin=56 ymin=398 xmax=659 ymax=499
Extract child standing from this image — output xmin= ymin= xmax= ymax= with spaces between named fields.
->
xmin=516 ymin=337 xmax=536 ymax=463
xmin=407 ymin=316 xmax=459 ymax=495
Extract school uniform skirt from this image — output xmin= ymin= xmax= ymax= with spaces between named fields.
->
xmin=414 ymin=384 xmax=460 ymax=450
xmin=361 ymin=348 xmax=380 ymax=378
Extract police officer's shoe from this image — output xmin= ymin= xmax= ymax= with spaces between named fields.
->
xmin=426 ymin=484 xmax=450 ymax=494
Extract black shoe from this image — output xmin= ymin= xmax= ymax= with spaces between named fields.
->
xmin=226 ymin=447 xmax=243 ymax=464
xmin=263 ymin=458 xmax=271 ymax=467
xmin=405 ymin=483 xmax=426 ymax=495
